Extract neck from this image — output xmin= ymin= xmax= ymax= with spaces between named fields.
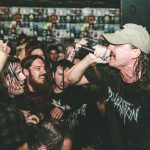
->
xmin=120 ymin=65 xmax=140 ymax=83
xmin=120 ymin=59 xmax=140 ymax=83
xmin=53 ymin=85 xmax=63 ymax=93
xmin=120 ymin=62 xmax=135 ymax=83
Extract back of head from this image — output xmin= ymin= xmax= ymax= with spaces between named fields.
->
xmin=28 ymin=119 xmax=72 ymax=150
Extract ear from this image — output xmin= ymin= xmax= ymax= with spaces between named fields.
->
xmin=23 ymin=68 xmax=29 ymax=77
xmin=131 ymin=48 xmax=141 ymax=59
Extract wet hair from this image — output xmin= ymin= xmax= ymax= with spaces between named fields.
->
xmin=135 ymin=52 xmax=150 ymax=86
xmin=1 ymin=57 xmax=21 ymax=86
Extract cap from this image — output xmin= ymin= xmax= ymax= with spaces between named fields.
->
xmin=102 ymin=23 xmax=150 ymax=54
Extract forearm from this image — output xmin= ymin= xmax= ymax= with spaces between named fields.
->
xmin=65 ymin=55 xmax=94 ymax=84
xmin=0 ymin=45 xmax=9 ymax=72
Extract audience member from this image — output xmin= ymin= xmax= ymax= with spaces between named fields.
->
xmin=16 ymin=55 xmax=51 ymax=122
xmin=28 ymin=119 xmax=72 ymax=150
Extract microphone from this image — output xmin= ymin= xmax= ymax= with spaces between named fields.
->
xmin=75 ymin=43 xmax=109 ymax=61
xmin=75 ymin=44 xmax=94 ymax=53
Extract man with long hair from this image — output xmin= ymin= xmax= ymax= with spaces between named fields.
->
xmin=16 ymin=55 xmax=51 ymax=121
xmin=0 ymin=56 xmax=28 ymax=150
xmin=65 ymin=23 xmax=150 ymax=150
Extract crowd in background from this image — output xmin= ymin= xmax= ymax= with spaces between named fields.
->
xmin=1 ymin=23 xmax=150 ymax=150
xmin=0 ymin=35 xmax=108 ymax=150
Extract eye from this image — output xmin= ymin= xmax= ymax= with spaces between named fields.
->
xmin=34 ymin=67 xmax=41 ymax=71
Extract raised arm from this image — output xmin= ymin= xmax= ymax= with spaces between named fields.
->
xmin=64 ymin=44 xmax=110 ymax=85
xmin=0 ymin=40 xmax=9 ymax=72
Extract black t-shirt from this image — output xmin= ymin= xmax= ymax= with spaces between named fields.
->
xmin=15 ymin=91 xmax=51 ymax=120
xmin=51 ymin=85 xmax=93 ymax=110
xmin=0 ymin=89 xmax=27 ymax=149
xmin=50 ymin=85 xmax=106 ymax=148
xmin=85 ymin=64 xmax=150 ymax=150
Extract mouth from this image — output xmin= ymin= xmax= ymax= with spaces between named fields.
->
xmin=39 ymin=76 xmax=46 ymax=80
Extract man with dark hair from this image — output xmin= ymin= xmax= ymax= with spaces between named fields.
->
xmin=16 ymin=55 xmax=51 ymax=122
xmin=47 ymin=45 xmax=58 ymax=67
xmin=65 ymin=23 xmax=150 ymax=150
xmin=51 ymin=59 xmax=107 ymax=150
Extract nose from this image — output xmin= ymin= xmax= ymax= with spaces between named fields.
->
xmin=41 ymin=67 xmax=46 ymax=74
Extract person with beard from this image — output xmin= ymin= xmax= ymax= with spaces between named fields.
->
xmin=65 ymin=24 xmax=150 ymax=150
xmin=15 ymin=55 xmax=52 ymax=122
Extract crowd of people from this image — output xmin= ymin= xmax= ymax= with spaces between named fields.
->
xmin=0 ymin=23 xmax=150 ymax=150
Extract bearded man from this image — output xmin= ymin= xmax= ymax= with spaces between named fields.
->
xmin=16 ymin=55 xmax=51 ymax=121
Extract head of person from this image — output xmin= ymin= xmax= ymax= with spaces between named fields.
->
xmin=22 ymin=55 xmax=49 ymax=92
xmin=16 ymin=33 xmax=29 ymax=60
xmin=47 ymin=45 xmax=58 ymax=63
xmin=102 ymin=23 xmax=150 ymax=81
xmin=52 ymin=59 xmax=73 ymax=93
xmin=27 ymin=43 xmax=46 ymax=61
xmin=57 ymin=43 xmax=64 ymax=53
xmin=28 ymin=119 xmax=72 ymax=150
xmin=57 ymin=51 xmax=65 ymax=61
xmin=1 ymin=57 xmax=26 ymax=97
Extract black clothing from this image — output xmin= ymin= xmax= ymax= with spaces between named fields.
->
xmin=85 ymin=64 xmax=150 ymax=150
xmin=15 ymin=91 xmax=51 ymax=121
xmin=51 ymin=85 xmax=108 ymax=149
xmin=0 ymin=88 xmax=27 ymax=150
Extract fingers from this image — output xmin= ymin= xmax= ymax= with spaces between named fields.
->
xmin=50 ymin=107 xmax=64 ymax=119
xmin=0 ymin=40 xmax=8 ymax=52
xmin=75 ymin=38 xmax=88 ymax=50
xmin=78 ymin=38 xmax=88 ymax=45
xmin=26 ymin=115 xmax=40 ymax=125
xmin=93 ymin=45 xmax=110 ymax=62
xmin=21 ymin=110 xmax=31 ymax=119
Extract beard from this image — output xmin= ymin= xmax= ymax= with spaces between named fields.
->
xmin=29 ymin=74 xmax=49 ymax=92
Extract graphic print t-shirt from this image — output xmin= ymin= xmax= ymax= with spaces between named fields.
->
xmin=85 ymin=65 xmax=150 ymax=150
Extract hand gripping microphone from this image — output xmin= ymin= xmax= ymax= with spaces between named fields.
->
xmin=76 ymin=44 xmax=94 ymax=53
xmin=76 ymin=44 xmax=108 ymax=61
